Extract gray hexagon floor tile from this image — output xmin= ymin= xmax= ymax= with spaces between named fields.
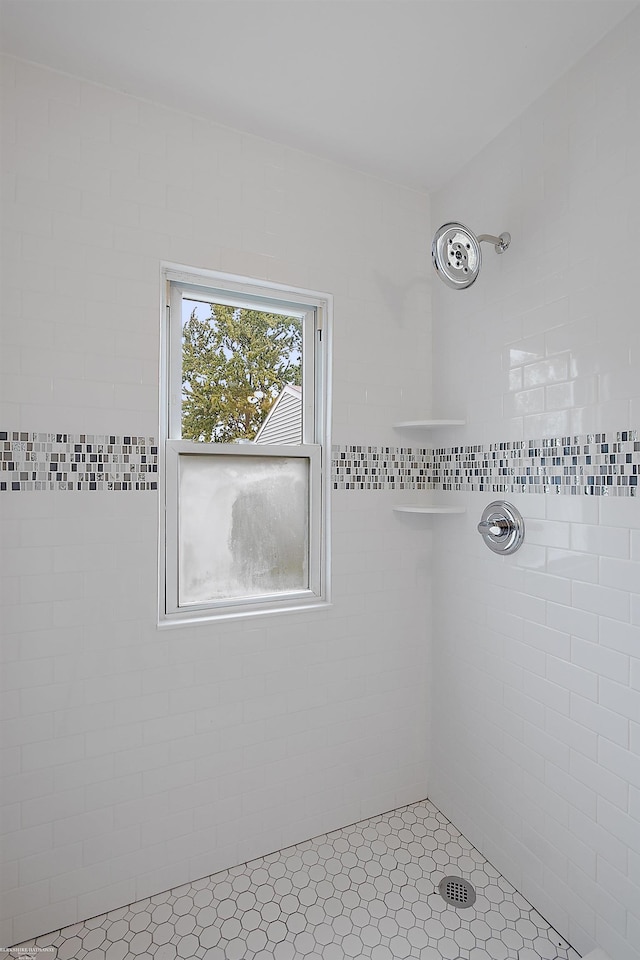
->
xmin=7 ymin=800 xmax=580 ymax=960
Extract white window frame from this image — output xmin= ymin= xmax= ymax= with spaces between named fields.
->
xmin=158 ymin=263 xmax=332 ymax=625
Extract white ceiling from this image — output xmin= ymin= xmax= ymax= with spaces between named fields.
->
xmin=1 ymin=0 xmax=637 ymax=191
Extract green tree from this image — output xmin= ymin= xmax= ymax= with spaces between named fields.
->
xmin=182 ymin=303 xmax=302 ymax=442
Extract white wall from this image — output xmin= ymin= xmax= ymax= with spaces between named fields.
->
xmin=0 ymin=56 xmax=432 ymax=944
xmin=430 ymin=9 xmax=640 ymax=960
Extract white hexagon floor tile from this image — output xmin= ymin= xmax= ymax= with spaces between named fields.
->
xmin=7 ymin=799 xmax=581 ymax=960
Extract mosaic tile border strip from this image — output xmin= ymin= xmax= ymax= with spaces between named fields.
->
xmin=332 ymin=446 xmax=435 ymax=492
xmin=0 ymin=432 xmax=158 ymax=491
xmin=3 ymin=430 xmax=638 ymax=496
xmin=432 ymin=430 xmax=639 ymax=497
xmin=332 ymin=430 xmax=640 ymax=495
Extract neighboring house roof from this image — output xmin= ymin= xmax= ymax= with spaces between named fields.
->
xmin=254 ymin=384 xmax=302 ymax=444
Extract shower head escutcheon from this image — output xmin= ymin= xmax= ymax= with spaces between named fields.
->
xmin=432 ymin=222 xmax=511 ymax=290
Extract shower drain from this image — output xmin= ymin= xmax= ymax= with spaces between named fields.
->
xmin=438 ymin=875 xmax=477 ymax=908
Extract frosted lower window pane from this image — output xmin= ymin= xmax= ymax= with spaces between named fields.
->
xmin=179 ymin=455 xmax=309 ymax=604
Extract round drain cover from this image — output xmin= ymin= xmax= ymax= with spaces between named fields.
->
xmin=438 ymin=875 xmax=476 ymax=908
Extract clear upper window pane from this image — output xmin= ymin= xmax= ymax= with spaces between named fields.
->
xmin=181 ymin=298 xmax=303 ymax=443
xmin=178 ymin=454 xmax=309 ymax=605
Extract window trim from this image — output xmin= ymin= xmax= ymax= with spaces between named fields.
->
xmin=158 ymin=263 xmax=332 ymax=626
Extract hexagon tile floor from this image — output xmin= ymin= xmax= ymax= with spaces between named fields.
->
xmin=6 ymin=799 xmax=580 ymax=960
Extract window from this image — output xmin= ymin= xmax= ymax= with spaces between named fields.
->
xmin=160 ymin=265 xmax=331 ymax=623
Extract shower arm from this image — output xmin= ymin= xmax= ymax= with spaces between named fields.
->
xmin=477 ymin=232 xmax=511 ymax=254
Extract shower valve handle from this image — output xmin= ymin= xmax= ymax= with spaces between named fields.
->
xmin=477 ymin=518 xmax=510 ymax=537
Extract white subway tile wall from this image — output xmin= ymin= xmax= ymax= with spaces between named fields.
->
xmin=0 ymin=55 xmax=432 ymax=944
xmin=2 ymin=5 xmax=640 ymax=958
xmin=431 ymin=9 xmax=640 ymax=960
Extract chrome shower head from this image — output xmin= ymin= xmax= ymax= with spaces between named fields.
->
xmin=432 ymin=222 xmax=511 ymax=290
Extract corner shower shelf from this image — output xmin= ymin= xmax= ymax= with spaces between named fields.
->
xmin=393 ymin=505 xmax=466 ymax=515
xmin=391 ymin=421 xmax=466 ymax=515
xmin=394 ymin=419 xmax=465 ymax=429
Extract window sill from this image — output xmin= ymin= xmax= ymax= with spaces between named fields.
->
xmin=158 ymin=596 xmax=332 ymax=628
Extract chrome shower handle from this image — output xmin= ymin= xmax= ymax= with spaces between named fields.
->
xmin=477 ymin=518 xmax=510 ymax=537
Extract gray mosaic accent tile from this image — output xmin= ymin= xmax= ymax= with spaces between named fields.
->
xmin=331 ymin=446 xmax=434 ymax=492
xmin=432 ymin=430 xmax=639 ymax=496
xmin=7 ymin=798 xmax=579 ymax=960
xmin=4 ymin=429 xmax=638 ymax=496
xmin=0 ymin=432 xmax=158 ymax=492
xmin=333 ymin=429 xmax=639 ymax=496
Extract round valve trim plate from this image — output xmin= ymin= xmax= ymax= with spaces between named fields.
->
xmin=477 ymin=500 xmax=525 ymax=555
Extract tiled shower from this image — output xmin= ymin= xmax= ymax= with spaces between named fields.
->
xmin=1 ymin=7 xmax=639 ymax=960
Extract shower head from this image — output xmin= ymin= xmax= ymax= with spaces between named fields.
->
xmin=432 ymin=222 xmax=511 ymax=290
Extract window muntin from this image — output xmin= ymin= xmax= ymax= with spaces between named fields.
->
xmin=161 ymin=267 xmax=330 ymax=623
